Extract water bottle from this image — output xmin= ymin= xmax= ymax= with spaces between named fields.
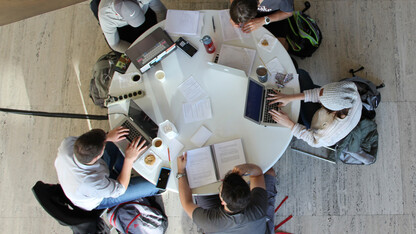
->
xmin=201 ymin=35 xmax=216 ymax=54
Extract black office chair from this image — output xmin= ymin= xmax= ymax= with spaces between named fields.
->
xmin=32 ymin=181 xmax=109 ymax=234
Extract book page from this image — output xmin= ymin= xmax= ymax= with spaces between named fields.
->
xmin=212 ymin=139 xmax=246 ymax=180
xmin=186 ymin=146 xmax=217 ymax=189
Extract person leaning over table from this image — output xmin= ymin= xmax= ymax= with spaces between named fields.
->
xmin=55 ymin=127 xmax=159 ymax=211
xmin=177 ymin=153 xmax=277 ymax=234
xmin=98 ymin=0 xmax=167 ymax=53
xmin=267 ymin=69 xmax=362 ymax=148
xmin=229 ymin=0 xmax=294 ymax=50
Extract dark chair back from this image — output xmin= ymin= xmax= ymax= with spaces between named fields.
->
xmin=31 ymin=181 xmax=104 ymax=226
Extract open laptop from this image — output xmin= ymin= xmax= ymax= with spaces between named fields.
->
xmin=244 ymin=78 xmax=292 ymax=127
xmin=114 ymin=101 xmax=159 ymax=151
xmin=207 ymin=61 xmax=247 ymax=78
xmin=126 ymin=27 xmax=176 ymax=74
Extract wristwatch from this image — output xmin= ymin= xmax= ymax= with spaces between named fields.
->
xmin=176 ymin=172 xmax=186 ymax=179
xmin=264 ymin=16 xmax=271 ymax=25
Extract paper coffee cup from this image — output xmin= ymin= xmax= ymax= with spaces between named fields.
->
xmin=155 ymin=70 xmax=166 ymax=82
xmin=152 ymin=137 xmax=163 ymax=148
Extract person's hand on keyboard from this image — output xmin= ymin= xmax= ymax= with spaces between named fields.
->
xmin=125 ymin=136 xmax=148 ymax=162
xmin=267 ymin=90 xmax=291 ymax=106
xmin=106 ymin=126 xmax=129 ymax=142
xmin=268 ymin=109 xmax=295 ymax=129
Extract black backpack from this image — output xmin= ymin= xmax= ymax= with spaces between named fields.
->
xmin=286 ymin=2 xmax=322 ymax=58
xmin=89 ymin=51 xmax=120 ymax=108
xmin=341 ymin=76 xmax=385 ymax=120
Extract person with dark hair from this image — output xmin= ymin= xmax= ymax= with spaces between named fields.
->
xmin=98 ymin=0 xmax=167 ymax=53
xmin=55 ymin=127 xmax=159 ymax=211
xmin=267 ymin=69 xmax=362 ymax=147
xmin=177 ymin=153 xmax=277 ymax=234
xmin=229 ymin=0 xmax=294 ymax=49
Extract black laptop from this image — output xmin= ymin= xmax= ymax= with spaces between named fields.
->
xmin=126 ymin=27 xmax=176 ymax=73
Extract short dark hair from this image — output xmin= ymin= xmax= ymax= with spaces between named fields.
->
xmin=221 ymin=172 xmax=251 ymax=212
xmin=73 ymin=129 xmax=107 ymax=164
xmin=229 ymin=0 xmax=258 ymax=24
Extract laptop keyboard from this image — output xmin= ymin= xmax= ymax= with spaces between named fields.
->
xmin=263 ymin=89 xmax=281 ymax=123
xmin=140 ymin=40 xmax=167 ymax=65
xmin=121 ymin=120 xmax=150 ymax=145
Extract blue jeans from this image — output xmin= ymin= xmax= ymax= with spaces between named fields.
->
xmin=96 ymin=142 xmax=159 ymax=209
xmin=297 ymin=69 xmax=321 ymax=129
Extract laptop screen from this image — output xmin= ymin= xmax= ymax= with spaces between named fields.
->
xmin=244 ymin=79 xmax=264 ymax=123
xmin=129 ymin=101 xmax=159 ymax=139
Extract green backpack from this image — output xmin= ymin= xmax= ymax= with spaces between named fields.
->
xmin=286 ymin=2 xmax=322 ymax=58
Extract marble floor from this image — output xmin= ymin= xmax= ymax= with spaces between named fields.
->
xmin=0 ymin=0 xmax=415 ymax=233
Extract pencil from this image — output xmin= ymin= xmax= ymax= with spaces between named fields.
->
xmin=167 ymin=147 xmax=171 ymax=163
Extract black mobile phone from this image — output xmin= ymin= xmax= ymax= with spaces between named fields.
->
xmin=175 ymin=37 xmax=198 ymax=57
xmin=156 ymin=167 xmax=171 ymax=189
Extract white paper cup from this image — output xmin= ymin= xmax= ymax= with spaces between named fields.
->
xmin=155 ymin=70 xmax=166 ymax=82
xmin=152 ymin=137 xmax=163 ymax=148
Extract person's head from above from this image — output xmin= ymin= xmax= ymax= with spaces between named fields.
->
xmin=229 ymin=0 xmax=259 ymax=25
xmin=114 ymin=0 xmax=145 ymax=27
xmin=219 ymin=172 xmax=251 ymax=213
xmin=74 ymin=129 xmax=107 ymax=165
xmin=320 ymin=81 xmax=357 ymax=118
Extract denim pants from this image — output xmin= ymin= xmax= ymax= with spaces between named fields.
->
xmin=297 ymin=69 xmax=322 ymax=129
xmin=96 ymin=142 xmax=159 ymax=209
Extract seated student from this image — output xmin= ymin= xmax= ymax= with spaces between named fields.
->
xmin=229 ymin=0 xmax=293 ymax=49
xmin=267 ymin=69 xmax=362 ymax=148
xmin=55 ymin=127 xmax=159 ymax=211
xmin=98 ymin=0 xmax=167 ymax=53
xmin=177 ymin=153 xmax=277 ymax=234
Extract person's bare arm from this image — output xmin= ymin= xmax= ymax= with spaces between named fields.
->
xmin=232 ymin=163 xmax=265 ymax=190
xmin=267 ymin=92 xmax=305 ymax=106
xmin=117 ymin=137 xmax=147 ymax=188
xmin=177 ymin=153 xmax=198 ymax=219
xmin=241 ymin=10 xmax=293 ymax=33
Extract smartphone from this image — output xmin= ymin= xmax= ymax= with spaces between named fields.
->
xmin=175 ymin=37 xmax=198 ymax=57
xmin=156 ymin=167 xmax=171 ymax=189
xmin=114 ymin=53 xmax=131 ymax=74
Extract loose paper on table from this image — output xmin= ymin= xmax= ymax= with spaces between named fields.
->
xmin=218 ymin=10 xmax=250 ymax=42
xmin=178 ymin=76 xmax=208 ymax=102
xmin=183 ymin=98 xmax=212 ymax=123
xmin=165 ymin=10 xmax=203 ymax=36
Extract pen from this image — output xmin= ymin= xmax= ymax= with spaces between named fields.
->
xmin=167 ymin=147 xmax=171 ymax=164
xmin=212 ymin=16 xmax=216 ymax=33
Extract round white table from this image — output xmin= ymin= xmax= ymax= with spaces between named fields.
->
xmin=108 ymin=10 xmax=299 ymax=194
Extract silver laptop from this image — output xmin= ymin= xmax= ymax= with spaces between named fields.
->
xmin=114 ymin=101 xmax=159 ymax=151
xmin=207 ymin=61 xmax=247 ymax=78
xmin=126 ymin=27 xmax=176 ymax=74
xmin=244 ymin=78 xmax=292 ymax=127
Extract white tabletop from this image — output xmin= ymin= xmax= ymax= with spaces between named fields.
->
xmin=108 ymin=10 xmax=299 ymax=195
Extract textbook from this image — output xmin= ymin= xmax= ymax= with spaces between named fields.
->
xmin=185 ymin=139 xmax=246 ymax=189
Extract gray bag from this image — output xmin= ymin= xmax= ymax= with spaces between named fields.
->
xmin=89 ymin=51 xmax=119 ymax=108
xmin=107 ymin=197 xmax=168 ymax=234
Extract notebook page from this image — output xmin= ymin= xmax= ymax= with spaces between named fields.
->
xmin=186 ymin=146 xmax=217 ymax=189
xmin=212 ymin=139 xmax=246 ymax=180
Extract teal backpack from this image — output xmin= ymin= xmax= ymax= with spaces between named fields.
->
xmin=286 ymin=2 xmax=322 ymax=58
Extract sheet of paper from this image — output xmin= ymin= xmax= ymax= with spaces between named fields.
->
xmin=218 ymin=10 xmax=250 ymax=41
xmin=266 ymin=57 xmax=286 ymax=75
xmin=190 ymin=125 xmax=212 ymax=147
xmin=167 ymin=138 xmax=184 ymax=161
xmin=165 ymin=10 xmax=200 ymax=36
xmin=183 ymin=98 xmax=212 ymax=123
xmin=218 ymin=44 xmax=256 ymax=76
xmin=186 ymin=146 xmax=217 ymax=188
xmin=178 ymin=76 xmax=208 ymax=101
xmin=212 ymin=139 xmax=246 ymax=180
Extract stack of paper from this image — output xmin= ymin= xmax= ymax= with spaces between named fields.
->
xmin=218 ymin=44 xmax=256 ymax=76
xmin=165 ymin=10 xmax=204 ymax=36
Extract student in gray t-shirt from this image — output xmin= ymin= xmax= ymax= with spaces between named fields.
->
xmin=177 ymin=154 xmax=277 ymax=234
xmin=229 ymin=0 xmax=294 ymax=50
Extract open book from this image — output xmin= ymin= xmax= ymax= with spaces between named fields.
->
xmin=185 ymin=139 xmax=246 ymax=189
